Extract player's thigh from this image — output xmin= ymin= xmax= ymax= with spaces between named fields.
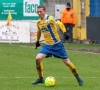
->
xmin=62 ymin=58 xmax=71 ymax=66
xmin=36 ymin=53 xmax=47 ymax=62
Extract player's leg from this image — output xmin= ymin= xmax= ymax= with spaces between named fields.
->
xmin=31 ymin=53 xmax=46 ymax=85
xmin=62 ymin=59 xmax=83 ymax=86
xmin=51 ymin=41 xmax=83 ymax=86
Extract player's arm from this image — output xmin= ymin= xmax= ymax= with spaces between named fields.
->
xmin=56 ymin=20 xmax=69 ymax=40
xmin=56 ymin=20 xmax=66 ymax=33
xmin=48 ymin=16 xmax=69 ymax=40
xmin=35 ymin=23 xmax=41 ymax=49
xmin=48 ymin=16 xmax=66 ymax=33
xmin=36 ymin=25 xmax=41 ymax=41
xmin=48 ymin=16 xmax=57 ymax=24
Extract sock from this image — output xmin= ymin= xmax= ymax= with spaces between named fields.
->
xmin=36 ymin=62 xmax=43 ymax=78
xmin=68 ymin=62 xmax=79 ymax=77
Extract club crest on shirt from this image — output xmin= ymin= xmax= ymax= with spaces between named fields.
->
xmin=41 ymin=26 xmax=49 ymax=32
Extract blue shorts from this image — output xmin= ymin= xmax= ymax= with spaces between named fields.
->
xmin=38 ymin=41 xmax=68 ymax=59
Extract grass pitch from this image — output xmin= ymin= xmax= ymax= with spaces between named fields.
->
xmin=0 ymin=43 xmax=100 ymax=90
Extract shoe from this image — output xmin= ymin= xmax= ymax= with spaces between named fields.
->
xmin=76 ymin=75 xmax=83 ymax=86
xmin=31 ymin=78 xmax=44 ymax=85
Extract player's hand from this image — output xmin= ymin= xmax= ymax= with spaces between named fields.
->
xmin=35 ymin=41 xmax=40 ymax=49
xmin=64 ymin=32 xmax=69 ymax=40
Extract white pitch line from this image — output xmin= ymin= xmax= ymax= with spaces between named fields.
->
xmin=0 ymin=77 xmax=100 ymax=79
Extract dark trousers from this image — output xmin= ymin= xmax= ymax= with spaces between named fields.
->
xmin=64 ymin=24 xmax=74 ymax=43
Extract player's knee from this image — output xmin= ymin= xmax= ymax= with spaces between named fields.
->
xmin=66 ymin=62 xmax=70 ymax=66
xmin=36 ymin=57 xmax=41 ymax=63
xmin=63 ymin=59 xmax=71 ymax=66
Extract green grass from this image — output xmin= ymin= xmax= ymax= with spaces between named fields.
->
xmin=0 ymin=43 xmax=100 ymax=90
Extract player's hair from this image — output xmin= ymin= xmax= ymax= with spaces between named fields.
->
xmin=37 ymin=5 xmax=46 ymax=11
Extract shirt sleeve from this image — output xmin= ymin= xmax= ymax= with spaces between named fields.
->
xmin=48 ymin=16 xmax=66 ymax=33
xmin=48 ymin=16 xmax=56 ymax=24
xmin=56 ymin=20 xmax=66 ymax=33
xmin=36 ymin=22 xmax=41 ymax=41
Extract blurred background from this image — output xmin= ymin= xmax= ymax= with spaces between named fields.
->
xmin=0 ymin=0 xmax=100 ymax=44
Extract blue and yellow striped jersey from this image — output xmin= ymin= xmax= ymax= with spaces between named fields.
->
xmin=37 ymin=15 xmax=66 ymax=45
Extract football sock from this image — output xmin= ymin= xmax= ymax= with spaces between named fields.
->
xmin=68 ymin=62 xmax=79 ymax=77
xmin=36 ymin=62 xmax=43 ymax=78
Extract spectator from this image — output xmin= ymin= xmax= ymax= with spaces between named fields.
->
xmin=61 ymin=2 xmax=76 ymax=43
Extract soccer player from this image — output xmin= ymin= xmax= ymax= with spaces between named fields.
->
xmin=31 ymin=5 xmax=83 ymax=86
